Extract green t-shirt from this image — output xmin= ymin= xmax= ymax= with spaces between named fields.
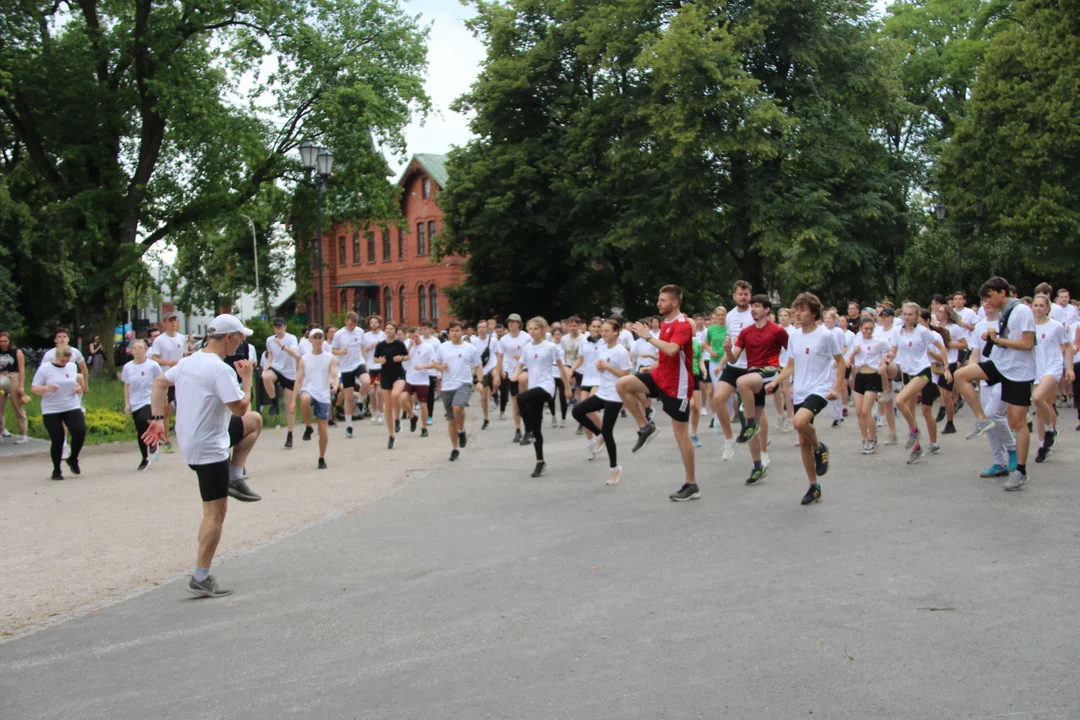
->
xmin=692 ymin=338 xmax=702 ymax=371
xmin=706 ymin=324 xmax=727 ymax=360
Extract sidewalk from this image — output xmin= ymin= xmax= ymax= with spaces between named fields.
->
xmin=0 ymin=435 xmax=50 ymax=458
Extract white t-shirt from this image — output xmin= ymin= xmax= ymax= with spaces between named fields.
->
xmin=331 ymin=326 xmax=365 ymax=372
xmin=522 ymin=340 xmax=560 ymax=396
xmin=595 ymin=343 xmax=631 ymax=403
xmin=958 ymin=307 xmax=978 ymax=329
xmin=562 ymin=333 xmax=585 ymax=366
xmin=43 ymin=346 xmax=85 ymax=366
xmin=164 ymin=352 xmax=244 ymax=465
xmin=406 ymin=340 xmax=437 ymax=386
xmin=789 ymin=325 xmax=843 ymax=404
xmin=891 ymin=324 xmax=938 ymax=374
xmin=847 ymin=335 xmax=891 ymax=370
xmin=471 ymin=334 xmax=499 ymax=375
xmin=632 ymin=337 xmax=658 ymax=371
xmin=942 ymin=323 xmax=965 ymax=364
xmin=990 ymin=302 xmax=1036 ymax=381
xmin=32 ymin=361 xmax=84 ymax=414
xmin=266 ymin=333 xmax=299 ymax=379
xmin=1034 ymin=319 xmax=1067 ymax=379
xmin=579 ymin=338 xmax=602 ymax=387
xmin=618 ymin=329 xmax=634 ymax=350
xmin=423 ymin=335 xmax=442 ymax=377
xmin=726 ymin=307 xmax=754 ymax=369
xmin=151 ymin=332 xmax=187 ymax=366
xmin=299 ymin=349 xmax=334 ymax=404
xmin=259 ymin=351 xmax=270 ymax=372
xmin=1059 ymin=302 xmax=1079 ymax=326
xmin=873 ymin=323 xmax=898 ymax=346
xmin=298 ymin=336 xmax=313 ymax=357
xmin=499 ymin=332 xmax=531 ymax=374
xmin=436 ymin=341 xmax=479 ymax=391
xmin=121 ymin=359 xmax=163 ymax=411
xmin=363 ymin=330 xmax=387 ymax=371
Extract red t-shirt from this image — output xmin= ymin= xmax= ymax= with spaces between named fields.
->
xmin=735 ymin=321 xmax=789 ymax=368
xmin=652 ymin=313 xmax=694 ymax=398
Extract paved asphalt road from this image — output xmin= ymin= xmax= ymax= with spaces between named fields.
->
xmin=3 ymin=410 xmax=1079 ymax=719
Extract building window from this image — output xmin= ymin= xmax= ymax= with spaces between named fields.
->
xmin=382 ymin=229 xmax=391 ymax=262
xmin=417 ymin=222 xmax=426 ymax=256
xmin=399 ymin=286 xmax=406 ymax=323
xmin=429 ymin=283 xmax=438 ymax=320
xmin=383 ymin=286 xmax=393 ymax=322
xmin=422 ymin=177 xmax=431 ymax=200
xmin=418 ymin=285 xmax=427 ymax=321
xmin=428 ymin=221 xmax=437 ymax=249
xmin=367 ymin=231 xmax=375 ymax=263
xmin=352 ymin=233 xmax=360 ymax=264
xmin=338 ymin=236 xmax=346 ymax=265
xmin=339 ymin=289 xmax=347 ymax=313
xmin=398 ymin=228 xmax=405 ymax=259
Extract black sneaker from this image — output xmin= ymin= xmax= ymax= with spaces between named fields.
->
xmin=631 ymin=422 xmax=658 ymax=453
xmin=1045 ymin=429 xmax=1056 ymax=449
xmin=745 ymin=467 xmax=767 ymax=485
xmin=1035 ymin=446 xmax=1047 ymax=463
xmin=482 ymin=419 xmax=490 ymax=430
xmin=269 ymin=399 xmax=280 ymax=415
xmin=284 ymin=432 xmax=293 ymax=449
xmin=513 ymin=429 xmax=522 ymax=443
xmin=669 ymin=483 xmax=701 ymax=501
xmin=318 ymin=458 xmax=327 ymax=469
xmin=738 ymin=423 xmax=760 ymax=444
xmin=520 ymin=431 xmax=533 ymax=446
xmin=138 ymin=458 xmax=150 ymax=472
xmin=813 ymin=442 xmax=829 ymax=476
xmin=801 ymin=483 xmax=822 ymax=505
xmin=420 ymin=428 xmax=429 ymax=438
xmin=531 ymin=461 xmax=546 ymax=477
xmin=831 ymin=419 xmax=842 ymax=428
xmin=942 ymin=421 xmax=956 ymax=435
xmin=345 ymin=426 xmax=353 ymax=439
xmin=410 ymin=416 xmax=418 ymax=432
xmin=645 ymin=407 xmax=654 ymax=423
xmin=65 ymin=457 xmax=81 ymax=475
xmin=228 ymin=478 xmax=261 ymax=502
xmin=327 ymin=418 xmax=337 ymax=427
xmin=449 ymin=449 xmax=460 ymax=461
xmin=936 ymin=406 xmax=947 ymax=423
xmin=459 ymin=431 xmax=467 ymax=448
xmin=303 ymin=426 xmax=314 ymax=441
xmin=395 ymin=419 xmax=401 ymax=433
xmin=387 ymin=436 xmax=396 ymax=450
xmin=51 ymin=469 xmax=63 ymax=481
xmin=955 ymin=397 xmax=965 ymax=412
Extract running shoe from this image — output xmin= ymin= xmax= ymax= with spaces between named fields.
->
xmin=318 ymin=458 xmax=327 ymax=469
xmin=14 ymin=435 xmax=28 ymax=444
xmin=876 ymin=416 xmax=885 ymax=428
xmin=551 ymin=415 xmax=558 ymax=428
xmin=842 ymin=408 xmax=849 ymax=418
xmin=761 ymin=452 xmax=770 ymax=468
xmin=482 ymin=419 xmax=489 ymax=430
xmin=691 ymin=435 xmax=702 ymax=448
xmin=345 ymin=427 xmax=353 ymax=439
xmin=831 ymin=419 xmax=842 ymax=428
xmin=980 ymin=463 xmax=1008 ymax=478
xmin=269 ymin=399 xmax=280 ymax=415
xmin=410 ymin=416 xmax=419 ymax=432
xmin=227 ymin=478 xmax=261 ymax=502
xmin=449 ymin=449 xmax=460 ymax=462
xmin=669 ymin=483 xmax=701 ymax=501
xmin=814 ymin=442 xmax=829 ymax=476
xmin=621 ymin=409 xmax=628 ymax=418
xmin=531 ymin=461 xmax=546 ymax=478
xmin=51 ymin=469 xmax=63 ymax=481
xmin=1034 ymin=446 xmax=1047 ymax=463
xmin=1003 ymin=470 xmax=1027 ymax=491
xmin=645 ymin=407 xmax=654 ymax=423
xmin=187 ymin=575 xmax=232 ymax=598
xmin=936 ymin=406 xmax=947 ymax=423
xmin=499 ymin=410 xmax=505 ymax=420
xmin=371 ymin=412 xmax=381 ymax=424
xmin=879 ymin=390 xmax=893 ymax=403
xmin=927 ymin=443 xmax=940 ymax=455
xmin=513 ymin=429 xmax=522 ymax=443
xmin=164 ymin=442 xmax=176 ymax=455
xmin=722 ymin=437 xmax=736 ymax=461
xmin=631 ymin=422 xmax=658 ymax=453
xmin=65 ymin=457 xmax=80 ymax=475
xmin=387 ymin=436 xmax=395 ymax=450
xmin=801 ymin=483 xmax=822 ymax=505
xmin=303 ymin=426 xmax=314 ymax=441
xmin=860 ymin=440 xmax=872 ymax=454
xmin=328 ymin=418 xmax=336 ymax=427
xmin=700 ymin=407 xmax=708 ymax=416
xmin=884 ymin=433 xmax=899 ymax=445
xmin=904 ymin=429 xmax=919 ymax=449
xmin=575 ymin=425 xmax=584 ymax=436
xmin=395 ymin=419 xmax=401 ymax=433
xmin=420 ymin=428 xmax=429 ymax=438
xmin=966 ymin=418 xmax=995 ymax=439
xmin=138 ymin=458 xmax=150 ymax=472
xmin=284 ymin=432 xmax=293 ymax=449
xmin=1044 ymin=429 xmax=1056 ymax=449
xmin=459 ymin=431 xmax=467 ymax=448
xmin=607 ymin=466 xmax=622 ymax=486
xmin=955 ymin=397 xmax=965 ymax=412
xmin=738 ymin=423 xmax=760 ymax=443
xmin=588 ymin=436 xmax=605 ymax=461
xmin=942 ymin=421 xmax=956 ymax=435
xmin=745 ymin=467 xmax=767 ymax=485
xmin=560 ymin=419 xmax=566 ymax=428
xmin=907 ymin=444 xmax=923 ymax=464
xmin=520 ymin=432 xmax=533 ymax=446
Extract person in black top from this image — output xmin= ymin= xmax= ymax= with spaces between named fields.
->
xmin=373 ymin=321 xmax=409 ymax=449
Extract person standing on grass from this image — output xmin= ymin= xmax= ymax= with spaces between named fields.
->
xmin=150 ymin=312 xmax=187 ymax=454
xmin=295 ymin=329 xmax=338 ymax=469
xmin=262 ymin=318 xmax=300 ymax=448
xmin=422 ymin=321 xmax=481 ymax=462
xmin=32 ymin=345 xmax=87 ymax=480
xmin=143 ymin=314 xmax=263 ymax=599
xmin=122 ymin=339 xmax=163 ymax=471
xmin=0 ymin=331 xmax=30 ymax=444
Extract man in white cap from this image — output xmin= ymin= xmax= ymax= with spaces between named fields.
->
xmin=143 ymin=314 xmax=264 ymax=598
xmin=295 ymin=328 xmax=338 ymax=469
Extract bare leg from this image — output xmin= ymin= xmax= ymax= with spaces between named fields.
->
xmin=318 ymin=419 xmax=328 ymax=457
xmin=1008 ymin=404 xmax=1030 ymax=466
xmin=671 ymin=419 xmax=695 ymax=485
xmin=793 ymin=409 xmax=819 ymax=485
xmin=954 ymin=364 xmax=989 ymax=421
xmin=283 ymin=388 xmax=296 ymax=432
xmin=616 ymin=375 xmax=649 ymax=428
xmin=196 ymin=498 xmax=227 ymax=570
xmin=712 ymin=381 xmax=736 ymax=439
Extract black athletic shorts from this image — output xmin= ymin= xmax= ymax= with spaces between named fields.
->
xmin=920 ymin=381 xmax=940 ymax=406
xmin=902 ymin=367 xmax=932 ymax=385
xmin=749 ymin=368 xmax=780 ymax=407
xmin=853 ymin=373 xmax=883 ymax=394
xmin=693 ymin=374 xmax=702 ymax=391
xmin=572 ymin=371 xmax=583 ymax=387
xmin=793 ymin=394 xmax=828 ymax=420
xmin=229 ymin=414 xmax=244 ymax=447
xmin=509 ymin=377 xmax=521 ymax=396
xmin=719 ymin=364 xmax=750 ymax=388
xmin=276 ymin=374 xmax=296 ymax=392
xmin=341 ymin=368 xmax=364 ymax=388
xmin=844 ymin=366 xmax=852 ymax=380
xmin=701 ymin=362 xmax=713 ymax=383
xmin=379 ymin=369 xmax=405 ymax=391
xmin=167 ymin=386 xmax=176 ymax=406
xmin=979 ymin=360 xmax=1032 ymax=407
xmin=190 ymin=459 xmax=230 ymax=503
xmin=937 ymin=363 xmax=958 ymax=392
xmin=635 ymin=372 xmax=690 ymax=423
xmin=482 ymin=370 xmax=495 ymax=388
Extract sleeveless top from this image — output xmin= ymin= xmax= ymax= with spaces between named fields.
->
xmin=0 ymin=345 xmax=18 ymax=373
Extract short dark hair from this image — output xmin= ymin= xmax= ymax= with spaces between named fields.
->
xmin=792 ymin=292 xmax=824 ymax=320
xmin=750 ymin=293 xmax=772 ymax=311
xmin=447 ymin=321 xmax=462 ymax=330
xmin=930 ymin=293 xmax=946 ymax=306
xmin=603 ymin=317 xmax=622 ymax=331
xmin=734 ymin=280 xmax=752 ymax=293
xmin=659 ymin=284 xmax=683 ymax=304
xmin=979 ymin=276 xmax=1010 ymax=298
xmin=53 ymin=328 xmax=71 ymax=339
xmin=420 ymin=319 xmax=433 ymax=329
xmin=1034 ymin=282 xmax=1052 ymax=296
xmin=952 ymin=290 xmax=966 ymax=299
xmin=567 ymin=315 xmax=582 ymax=324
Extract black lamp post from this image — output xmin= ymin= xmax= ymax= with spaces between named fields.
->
xmin=300 ymin=140 xmax=334 ymax=326
xmin=932 ymin=200 xmax=985 ymax=291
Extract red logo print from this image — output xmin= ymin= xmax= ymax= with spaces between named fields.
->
xmin=1041 ymin=333 xmax=1045 ymax=339
xmin=805 ymin=348 xmax=810 ymax=354
xmin=908 ymin=342 xmax=912 ymax=347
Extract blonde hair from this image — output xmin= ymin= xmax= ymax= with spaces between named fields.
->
xmin=526 ymin=316 xmax=550 ymax=334
xmin=132 ymin=339 xmax=148 ymax=351
xmin=55 ymin=345 xmax=73 ymax=361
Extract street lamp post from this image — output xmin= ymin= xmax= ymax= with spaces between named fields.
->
xmin=299 ymin=141 xmax=334 ymax=326
xmin=932 ymin=201 xmax=986 ymax=292
xmin=238 ymin=213 xmax=262 ymax=319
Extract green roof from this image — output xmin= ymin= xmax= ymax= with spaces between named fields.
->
xmin=398 ymin=153 xmax=448 ymax=190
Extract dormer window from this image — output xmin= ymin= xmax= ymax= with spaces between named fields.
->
xmin=422 ymin=176 xmax=431 ymax=200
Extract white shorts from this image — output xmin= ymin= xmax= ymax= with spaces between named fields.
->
xmin=1036 ymin=366 xmax=1063 ymax=384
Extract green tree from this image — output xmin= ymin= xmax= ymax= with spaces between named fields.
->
xmin=0 ymin=0 xmax=430 ymax=360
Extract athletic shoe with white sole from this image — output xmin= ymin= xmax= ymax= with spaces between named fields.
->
xmin=966 ymin=418 xmax=995 ymax=440
xmin=721 ymin=437 xmax=736 ymax=461
xmin=187 ymin=575 xmax=232 ymax=599
xmin=669 ymin=483 xmax=701 ymax=501
xmin=1003 ymin=470 xmax=1027 ymax=491
xmin=607 ymin=466 xmax=622 ymax=486
xmin=631 ymin=423 xmax=657 ymax=453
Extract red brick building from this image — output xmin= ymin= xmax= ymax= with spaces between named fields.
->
xmin=303 ymin=154 xmax=463 ymax=329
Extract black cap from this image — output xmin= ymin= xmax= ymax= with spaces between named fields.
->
xmin=879 ymin=307 xmax=895 ymax=317
xmin=272 ymin=317 xmax=286 ymax=326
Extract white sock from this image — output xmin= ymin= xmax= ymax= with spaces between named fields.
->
xmin=229 ymin=464 xmax=244 ymax=481
xmin=346 ymin=415 xmax=353 ymax=428
xmin=194 ymin=567 xmax=210 ymax=582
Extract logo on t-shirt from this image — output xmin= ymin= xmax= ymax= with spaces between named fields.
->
xmin=805 ymin=348 xmax=810 ymax=354
xmin=908 ymin=341 xmax=912 ymax=347
xmin=1041 ymin=333 xmax=1045 ymax=339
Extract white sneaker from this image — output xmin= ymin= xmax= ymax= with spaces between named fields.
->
xmin=1 ymin=428 xmax=11 ymax=438
xmin=700 ymin=407 xmax=708 ymax=416
xmin=551 ymin=415 xmax=558 ymax=428
xmin=876 ymin=416 xmax=885 ymax=428
xmin=14 ymin=435 xmax=28 ymax=444
xmin=560 ymin=419 xmax=566 ymax=428
xmin=761 ymin=452 xmax=770 ymax=468
xmin=61 ymin=440 xmax=71 ymax=460
xmin=722 ymin=438 xmax=736 ymax=461
xmin=607 ymin=466 xmax=622 ymax=485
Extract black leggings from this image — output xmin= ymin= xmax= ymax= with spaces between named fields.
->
xmin=427 ymin=377 xmax=437 ymax=419
xmin=572 ymin=395 xmax=623 ymax=468
xmin=516 ymin=387 xmax=550 ymax=461
xmin=132 ymin=405 xmax=153 ymax=460
xmin=499 ymin=374 xmax=510 ymax=412
xmin=547 ymin=378 xmax=568 ymax=420
xmin=42 ymin=409 xmax=86 ymax=472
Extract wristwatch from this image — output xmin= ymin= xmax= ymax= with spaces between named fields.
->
xmin=152 ymin=415 xmax=165 ymax=421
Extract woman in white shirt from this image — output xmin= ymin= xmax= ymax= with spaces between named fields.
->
xmin=570 ymin=318 xmax=632 ymax=485
xmin=847 ymin=317 xmax=891 ymax=453
xmin=932 ymin=304 xmax=969 ymax=435
xmin=1032 ymin=294 xmax=1073 ymax=461
xmin=570 ymin=317 xmax=604 ymax=437
xmin=547 ymin=328 xmax=570 ymax=428
xmin=122 ymin=339 xmax=164 ymax=471
xmin=31 ymin=345 xmax=87 ymax=480
xmin=890 ymin=302 xmax=948 ymax=464
xmin=511 ymin=316 xmax=569 ymax=477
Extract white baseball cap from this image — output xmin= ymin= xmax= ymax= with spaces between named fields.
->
xmin=309 ymin=328 xmax=325 ymax=337
xmin=207 ymin=314 xmax=253 ymax=337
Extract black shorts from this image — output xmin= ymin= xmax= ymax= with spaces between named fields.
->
xmin=190 ymin=459 xmax=230 ymax=503
xmin=379 ymin=370 xmax=405 ymax=391
xmin=482 ymin=370 xmax=495 ymax=388
xmin=509 ymin=377 xmax=521 ymax=396
xmin=229 ymin=414 xmax=244 ymax=447
xmin=979 ymin=361 xmax=1032 ymax=407
xmin=718 ymin=365 xmax=750 ymax=388
xmin=793 ymin=394 xmax=828 ymax=420
xmin=276 ymin=374 xmax=296 ymax=392
xmin=749 ymin=368 xmax=780 ymax=407
xmin=936 ymin=363 xmax=958 ymax=392
xmin=167 ymin=386 xmax=176 ymax=406
xmin=693 ymin=374 xmax=702 ymax=390
xmin=902 ymin=367 xmax=932 ymax=385
xmin=844 ymin=366 xmax=852 ymax=380
xmin=579 ymin=385 xmax=596 ymax=394
xmin=853 ymin=373 xmax=883 ymax=394
xmin=341 ymin=368 xmax=365 ymax=388
xmin=701 ymin=362 xmax=713 ymax=383
xmin=920 ymin=382 xmax=940 ymax=406
xmin=635 ymin=372 xmax=690 ymax=423
xmin=572 ymin=371 xmax=583 ymax=387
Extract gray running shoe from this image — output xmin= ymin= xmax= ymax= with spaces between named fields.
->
xmin=907 ymin=445 xmax=923 ymax=464
xmin=904 ymin=430 xmax=919 ymax=450
xmin=884 ymin=433 xmax=899 ymax=446
xmin=228 ymin=478 xmax=261 ymax=502
xmin=1003 ymin=470 xmax=1027 ymax=491
xmin=187 ymin=575 xmax=232 ymax=598
xmin=966 ymin=418 xmax=995 ymax=440
xmin=927 ymin=443 xmax=940 ymax=455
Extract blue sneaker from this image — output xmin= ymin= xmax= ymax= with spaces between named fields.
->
xmin=691 ymin=435 xmax=702 ymax=448
xmin=1007 ymin=449 xmax=1018 ymax=471
xmin=980 ymin=463 xmax=1008 ymax=478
